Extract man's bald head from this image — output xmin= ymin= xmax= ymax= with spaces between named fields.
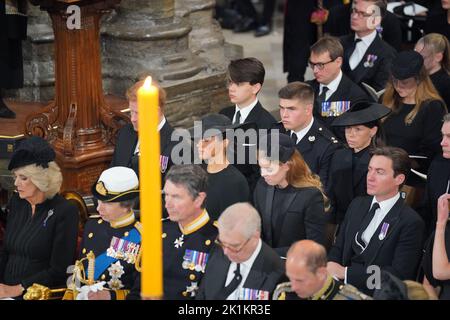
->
xmin=287 ymin=240 xmax=327 ymax=273
xmin=218 ymin=202 xmax=261 ymax=239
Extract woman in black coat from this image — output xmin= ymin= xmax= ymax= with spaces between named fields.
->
xmin=327 ymin=102 xmax=390 ymax=226
xmin=0 ymin=137 xmax=79 ymax=299
xmin=254 ymin=133 xmax=327 ymax=257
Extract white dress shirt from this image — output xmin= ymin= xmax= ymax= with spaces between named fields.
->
xmin=225 ymin=239 xmax=262 ymax=300
xmin=319 ymin=70 xmax=343 ymax=101
xmin=349 ymin=30 xmax=377 ymax=70
xmin=291 ymin=117 xmax=315 ymax=144
xmin=233 ymin=99 xmax=259 ymax=124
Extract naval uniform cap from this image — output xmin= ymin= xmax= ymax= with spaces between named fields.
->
xmin=92 ymin=166 xmax=139 ymax=202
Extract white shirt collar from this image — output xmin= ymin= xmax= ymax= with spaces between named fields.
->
xmin=292 ymin=118 xmax=315 ymax=144
xmin=372 ymin=192 xmax=401 ymax=212
xmin=319 ymin=70 xmax=343 ymax=100
xmin=355 ymin=30 xmax=377 ymax=48
xmin=226 ymin=239 xmax=262 ymax=300
xmin=234 ymin=99 xmax=258 ymax=124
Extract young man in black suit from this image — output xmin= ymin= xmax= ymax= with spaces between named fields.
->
xmin=276 ymin=81 xmax=341 ymax=190
xmin=110 ymin=79 xmax=176 ymax=180
xmin=196 ymin=202 xmax=285 ymax=300
xmin=307 ymin=36 xmax=370 ymax=140
xmin=327 ymin=146 xmax=425 ymax=295
xmin=340 ymin=0 xmax=396 ymax=91
xmin=220 ymin=57 xmax=277 ymax=194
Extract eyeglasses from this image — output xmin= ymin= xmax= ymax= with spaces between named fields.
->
xmin=351 ymin=7 xmax=374 ymax=18
xmin=215 ymin=236 xmax=252 ymax=253
xmin=308 ymin=58 xmax=336 ymax=70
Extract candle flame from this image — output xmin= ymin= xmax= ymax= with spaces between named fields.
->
xmin=143 ymin=76 xmax=152 ymax=89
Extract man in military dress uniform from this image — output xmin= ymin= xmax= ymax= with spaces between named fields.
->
xmin=161 ymin=165 xmax=217 ymax=299
xmin=276 ymin=81 xmax=341 ymax=190
xmin=276 ymin=240 xmax=371 ymax=300
xmin=64 ymin=166 xmax=142 ymax=300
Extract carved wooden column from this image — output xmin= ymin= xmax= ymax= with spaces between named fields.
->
xmin=26 ymin=0 xmax=127 ymax=194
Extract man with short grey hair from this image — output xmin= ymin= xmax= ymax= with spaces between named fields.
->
xmin=196 ymin=202 xmax=285 ymax=300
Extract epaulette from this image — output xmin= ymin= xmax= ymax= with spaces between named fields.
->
xmin=337 ymin=284 xmax=373 ymax=300
xmin=89 ymin=214 xmax=101 ymax=219
xmin=134 ymin=221 xmax=143 ymax=234
xmin=316 ymin=126 xmax=340 ymax=145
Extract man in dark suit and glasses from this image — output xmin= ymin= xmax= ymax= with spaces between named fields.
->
xmin=220 ymin=57 xmax=277 ymax=194
xmin=340 ymin=0 xmax=396 ymax=91
xmin=327 ymin=146 xmax=425 ymax=295
xmin=196 ymin=202 xmax=285 ymax=300
xmin=307 ymin=36 xmax=370 ymax=140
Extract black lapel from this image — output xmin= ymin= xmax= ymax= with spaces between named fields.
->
xmin=365 ymin=197 xmax=404 ymax=264
xmin=159 ymin=121 xmax=173 ymax=154
xmin=124 ymin=127 xmax=138 ymax=165
xmin=245 ymin=102 xmax=263 ymax=125
xmin=263 ymin=185 xmax=275 ymax=246
xmin=210 ymin=249 xmax=232 ymax=295
xmin=273 ymin=189 xmax=298 ymax=245
xmin=351 ymin=36 xmax=382 ymax=83
xmin=353 ymin=148 xmax=370 ymax=189
xmin=341 ymin=149 xmax=355 ymax=198
xmin=243 ymin=245 xmax=268 ymax=290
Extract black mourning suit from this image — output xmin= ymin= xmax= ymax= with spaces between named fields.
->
xmin=196 ymin=241 xmax=285 ymax=300
xmin=340 ymin=34 xmax=396 ymax=92
xmin=328 ymin=196 xmax=425 ymax=294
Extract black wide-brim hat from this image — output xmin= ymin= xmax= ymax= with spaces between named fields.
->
xmin=188 ymin=114 xmax=250 ymax=140
xmin=331 ymin=102 xmax=391 ymax=127
xmin=391 ymin=50 xmax=424 ymax=80
xmin=91 ymin=166 xmax=139 ymax=202
xmin=258 ymin=131 xmax=296 ymax=163
xmin=8 ymin=136 xmax=56 ymax=171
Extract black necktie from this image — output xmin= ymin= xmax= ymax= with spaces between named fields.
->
xmin=234 ymin=111 xmax=241 ymax=125
xmin=215 ymin=263 xmax=242 ymax=299
xmin=345 ymin=38 xmax=362 ymax=66
xmin=355 ymin=202 xmax=380 ymax=251
xmin=318 ymin=86 xmax=329 ymax=104
xmin=291 ymin=132 xmax=298 ymax=144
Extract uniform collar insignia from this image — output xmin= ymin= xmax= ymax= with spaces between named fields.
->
xmin=179 ymin=209 xmax=210 ymax=235
xmin=110 ymin=211 xmax=136 ymax=229
xmin=311 ymin=276 xmax=335 ymax=300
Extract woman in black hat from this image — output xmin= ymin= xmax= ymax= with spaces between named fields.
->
xmin=191 ymin=114 xmax=249 ymax=220
xmin=64 ymin=166 xmax=141 ymax=300
xmin=253 ymin=132 xmax=328 ymax=256
xmin=0 ymin=136 xmax=79 ymax=299
xmin=382 ymin=50 xmax=447 ymax=165
xmin=327 ymin=102 xmax=390 ymax=226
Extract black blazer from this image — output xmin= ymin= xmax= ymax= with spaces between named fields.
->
xmin=110 ymin=121 xmax=175 ymax=179
xmin=196 ymin=242 xmax=286 ymax=300
xmin=220 ymin=102 xmax=277 ymax=194
xmin=341 ymin=34 xmax=397 ymax=91
xmin=254 ymin=179 xmax=327 ymax=257
xmin=307 ymin=74 xmax=370 ymax=140
xmin=0 ymin=194 xmax=79 ymax=288
xmin=327 ymin=148 xmax=370 ymax=225
xmin=276 ymin=120 xmax=341 ymax=190
xmin=421 ymin=156 xmax=450 ymax=235
xmin=328 ymin=196 xmax=425 ymax=293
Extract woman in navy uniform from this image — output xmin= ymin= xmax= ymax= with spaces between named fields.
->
xmin=327 ymin=102 xmax=390 ymax=226
xmin=64 ymin=166 xmax=141 ymax=300
xmin=0 ymin=136 xmax=79 ymax=299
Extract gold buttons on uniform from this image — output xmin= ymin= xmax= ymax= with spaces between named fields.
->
xmin=162 ymin=233 xmax=167 ymax=239
xmin=124 ymin=232 xmax=129 ymax=237
xmin=101 ymin=275 xmax=106 ymax=280
xmin=82 ymin=248 xmax=86 ymax=254
xmin=189 ymin=274 xmax=196 ymax=281
xmin=88 ymin=233 xmax=94 ymax=238
xmin=98 ymin=219 xmax=103 ymax=224
xmin=205 ymin=240 xmax=211 ymax=246
xmin=182 ymin=291 xmax=188 ymax=297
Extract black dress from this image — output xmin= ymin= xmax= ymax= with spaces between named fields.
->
xmin=382 ymin=100 xmax=447 ymax=159
xmin=430 ymin=69 xmax=450 ymax=111
xmin=0 ymin=194 xmax=79 ymax=289
xmin=205 ymin=165 xmax=250 ymax=220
